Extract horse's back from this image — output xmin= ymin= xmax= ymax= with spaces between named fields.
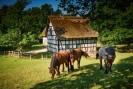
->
xmin=106 ymin=46 xmax=116 ymax=57
xmin=59 ymin=51 xmax=70 ymax=59
xmin=99 ymin=46 xmax=107 ymax=57
xmin=99 ymin=46 xmax=116 ymax=57
xmin=57 ymin=51 xmax=70 ymax=64
xmin=74 ymin=49 xmax=83 ymax=56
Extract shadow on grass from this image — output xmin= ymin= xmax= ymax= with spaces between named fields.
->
xmin=31 ymin=56 xmax=133 ymax=89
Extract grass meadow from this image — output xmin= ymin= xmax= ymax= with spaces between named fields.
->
xmin=0 ymin=52 xmax=133 ymax=89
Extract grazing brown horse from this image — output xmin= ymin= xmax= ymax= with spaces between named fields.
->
xmin=98 ymin=46 xmax=116 ymax=74
xmin=69 ymin=49 xmax=89 ymax=71
xmin=49 ymin=51 xmax=70 ymax=79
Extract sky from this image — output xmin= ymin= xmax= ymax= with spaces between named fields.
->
xmin=0 ymin=0 xmax=60 ymax=11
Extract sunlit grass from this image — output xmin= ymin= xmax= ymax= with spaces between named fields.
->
xmin=0 ymin=52 xmax=133 ymax=89
xmin=0 ymin=56 xmax=51 ymax=89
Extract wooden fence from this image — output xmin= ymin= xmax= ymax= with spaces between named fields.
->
xmin=1 ymin=51 xmax=51 ymax=59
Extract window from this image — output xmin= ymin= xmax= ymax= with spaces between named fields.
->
xmin=49 ymin=27 xmax=52 ymax=35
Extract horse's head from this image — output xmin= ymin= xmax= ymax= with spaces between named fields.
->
xmin=49 ymin=54 xmax=57 ymax=79
xmin=49 ymin=67 xmax=55 ymax=79
xmin=82 ymin=51 xmax=90 ymax=59
xmin=105 ymin=55 xmax=115 ymax=74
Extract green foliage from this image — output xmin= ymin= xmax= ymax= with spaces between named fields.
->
xmin=41 ymin=4 xmax=54 ymax=15
xmin=57 ymin=0 xmax=94 ymax=16
xmin=57 ymin=0 xmax=133 ymax=45
xmin=0 ymin=28 xmax=20 ymax=51
xmin=90 ymin=0 xmax=133 ymax=45
xmin=54 ymin=8 xmax=62 ymax=15
xmin=20 ymin=32 xmax=39 ymax=50
xmin=90 ymin=1 xmax=133 ymax=45
xmin=0 ymin=0 xmax=62 ymax=51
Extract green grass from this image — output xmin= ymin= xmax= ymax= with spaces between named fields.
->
xmin=0 ymin=52 xmax=133 ymax=89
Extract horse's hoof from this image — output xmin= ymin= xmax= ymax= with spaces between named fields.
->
xmin=77 ymin=66 xmax=80 ymax=69
xmin=57 ymin=73 xmax=60 ymax=76
xmin=100 ymin=67 xmax=104 ymax=70
xmin=71 ymin=69 xmax=74 ymax=71
xmin=68 ymin=71 xmax=72 ymax=73
xmin=104 ymin=70 xmax=108 ymax=74
xmin=110 ymin=70 xmax=112 ymax=72
xmin=71 ymin=66 xmax=74 ymax=71
xmin=62 ymin=70 xmax=64 ymax=72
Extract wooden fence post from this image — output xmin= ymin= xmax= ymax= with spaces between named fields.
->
xmin=4 ymin=51 xmax=5 ymax=56
xmin=20 ymin=52 xmax=22 ymax=58
xmin=8 ymin=51 xmax=10 ymax=56
xmin=18 ymin=52 xmax=20 ymax=58
xmin=46 ymin=55 xmax=47 ymax=60
xmin=30 ymin=54 xmax=31 ymax=59
xmin=41 ymin=55 xmax=43 ymax=59
xmin=12 ymin=51 xmax=14 ymax=56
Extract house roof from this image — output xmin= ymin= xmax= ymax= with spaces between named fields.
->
xmin=45 ymin=15 xmax=98 ymax=38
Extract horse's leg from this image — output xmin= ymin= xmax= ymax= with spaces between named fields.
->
xmin=58 ymin=65 xmax=60 ymax=75
xmin=62 ymin=64 xmax=64 ymax=72
xmin=56 ymin=65 xmax=60 ymax=76
xmin=69 ymin=59 xmax=73 ymax=71
xmin=105 ymin=67 xmax=108 ymax=74
xmin=70 ymin=59 xmax=74 ymax=71
xmin=96 ymin=52 xmax=99 ymax=59
xmin=68 ymin=61 xmax=70 ymax=72
xmin=110 ymin=63 xmax=112 ymax=72
xmin=104 ymin=60 xmax=109 ymax=74
xmin=77 ymin=58 xmax=81 ymax=69
xmin=100 ymin=57 xmax=103 ymax=70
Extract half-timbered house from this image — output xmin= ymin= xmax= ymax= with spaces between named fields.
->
xmin=44 ymin=15 xmax=98 ymax=53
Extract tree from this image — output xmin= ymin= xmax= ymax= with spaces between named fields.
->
xmin=57 ymin=0 xmax=94 ymax=16
xmin=41 ymin=4 xmax=54 ymax=15
xmin=0 ymin=28 xmax=20 ymax=51
xmin=57 ymin=0 xmax=133 ymax=45
xmin=0 ymin=1 xmax=56 ymax=51
xmin=54 ymin=8 xmax=62 ymax=15
xmin=90 ymin=0 xmax=133 ymax=45
xmin=19 ymin=32 xmax=39 ymax=50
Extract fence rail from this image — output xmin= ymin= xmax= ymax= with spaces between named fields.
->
xmin=1 ymin=51 xmax=51 ymax=59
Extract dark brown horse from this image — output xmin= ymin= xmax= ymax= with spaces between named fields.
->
xmin=98 ymin=46 xmax=116 ymax=74
xmin=69 ymin=49 xmax=90 ymax=71
xmin=49 ymin=51 xmax=70 ymax=79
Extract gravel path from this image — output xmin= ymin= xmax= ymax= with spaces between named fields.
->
xmin=26 ymin=48 xmax=47 ymax=54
